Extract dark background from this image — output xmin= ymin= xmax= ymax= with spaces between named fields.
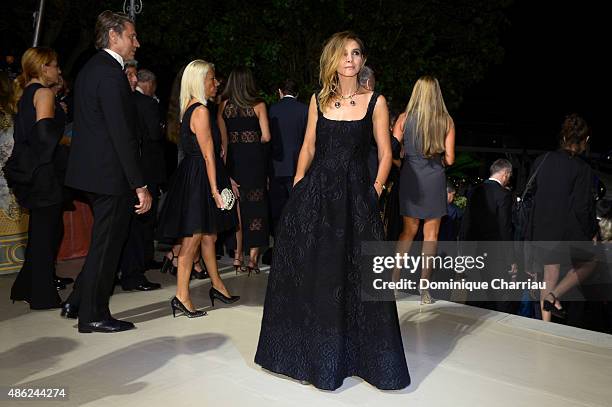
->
xmin=0 ymin=0 xmax=606 ymax=153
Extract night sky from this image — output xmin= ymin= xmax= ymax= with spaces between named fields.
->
xmin=456 ymin=1 xmax=604 ymax=153
xmin=1 ymin=1 xmax=605 ymax=153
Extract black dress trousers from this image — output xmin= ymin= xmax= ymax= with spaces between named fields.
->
xmin=67 ymin=192 xmax=133 ymax=322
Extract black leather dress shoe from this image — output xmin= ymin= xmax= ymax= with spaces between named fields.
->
xmin=78 ymin=318 xmax=135 ymax=333
xmin=60 ymin=302 xmax=78 ymax=319
xmin=122 ymin=280 xmax=162 ymax=291
xmin=55 ymin=275 xmax=74 ymax=285
xmin=55 ymin=278 xmax=67 ymax=291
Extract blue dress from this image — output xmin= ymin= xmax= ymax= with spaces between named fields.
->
xmin=398 ymin=114 xmax=447 ymax=219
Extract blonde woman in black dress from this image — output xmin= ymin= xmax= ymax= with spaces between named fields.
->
xmin=157 ymin=60 xmax=239 ymax=318
xmin=8 ymin=47 xmax=65 ymax=309
xmin=393 ymin=76 xmax=455 ymax=304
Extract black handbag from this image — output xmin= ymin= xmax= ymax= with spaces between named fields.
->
xmin=513 ymin=152 xmax=550 ymax=241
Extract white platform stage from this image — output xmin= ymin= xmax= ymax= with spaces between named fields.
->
xmin=1 ymin=257 xmax=611 ymax=406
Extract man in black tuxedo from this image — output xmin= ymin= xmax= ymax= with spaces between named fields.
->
xmin=360 ymin=66 xmax=402 ymax=184
xmin=460 ymin=159 xmax=518 ymax=313
xmin=62 ymin=11 xmax=152 ymax=333
xmin=268 ymin=79 xmax=308 ymax=232
xmin=119 ymin=68 xmax=165 ymax=290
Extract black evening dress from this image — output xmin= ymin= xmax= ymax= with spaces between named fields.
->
xmin=9 ymin=83 xmax=64 ymax=309
xmin=223 ymin=100 xmax=270 ymax=250
xmin=157 ymin=102 xmax=237 ymax=239
xmin=254 ymin=92 xmax=410 ymax=391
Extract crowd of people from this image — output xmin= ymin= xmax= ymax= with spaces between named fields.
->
xmin=1 ymin=8 xmax=610 ymax=391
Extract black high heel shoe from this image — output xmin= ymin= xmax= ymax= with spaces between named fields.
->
xmin=170 ymin=296 xmax=207 ymax=318
xmin=246 ymin=260 xmax=260 ymax=276
xmin=543 ymin=292 xmax=567 ymax=319
xmin=233 ymin=257 xmax=245 ymax=275
xmin=191 ymin=257 xmax=209 ymax=280
xmin=161 ymin=249 xmax=178 ymax=276
xmin=209 ymin=287 xmax=240 ymax=307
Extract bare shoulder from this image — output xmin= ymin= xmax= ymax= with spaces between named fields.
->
xmin=191 ymin=104 xmax=210 ymax=120
xmin=34 ymin=87 xmax=54 ymax=102
xmin=254 ymin=101 xmax=267 ymax=111
xmin=309 ymin=93 xmax=318 ymax=107
xmin=447 ymin=114 xmax=455 ymax=130
xmin=372 ymin=93 xmax=388 ymax=112
xmin=373 ymin=92 xmax=387 ymax=105
xmin=33 ymin=87 xmax=55 ymax=111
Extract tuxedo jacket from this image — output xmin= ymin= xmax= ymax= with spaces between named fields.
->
xmin=459 ymin=179 xmax=515 ymax=268
xmin=461 ymin=179 xmax=514 ymax=242
xmin=269 ymin=96 xmax=308 ymax=178
xmin=133 ymin=90 xmax=167 ymax=185
xmin=65 ymin=50 xmax=144 ymax=195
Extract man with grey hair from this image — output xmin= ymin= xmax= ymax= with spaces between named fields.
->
xmin=359 ymin=65 xmax=375 ymax=91
xmin=361 ymin=66 xmax=402 ymax=184
xmin=124 ymin=59 xmax=138 ymax=91
xmin=460 ymin=158 xmax=517 ymax=313
xmin=63 ymin=10 xmax=151 ymax=333
xmin=118 ymin=67 xmax=167 ymax=287
xmin=136 ymin=69 xmax=157 ymax=98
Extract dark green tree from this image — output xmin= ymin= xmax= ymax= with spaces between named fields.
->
xmin=2 ymin=0 xmax=512 ymax=110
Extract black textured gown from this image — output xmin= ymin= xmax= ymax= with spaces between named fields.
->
xmin=255 ymin=92 xmax=410 ymax=391
xmin=157 ymin=102 xmax=237 ymax=239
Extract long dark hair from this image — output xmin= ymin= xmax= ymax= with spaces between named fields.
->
xmin=221 ymin=66 xmax=262 ymax=108
xmin=166 ymin=65 xmax=186 ymax=144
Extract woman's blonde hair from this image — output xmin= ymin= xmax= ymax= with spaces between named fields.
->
xmin=11 ymin=47 xmax=58 ymax=113
xmin=318 ymin=31 xmax=366 ymax=111
xmin=404 ymin=75 xmax=451 ymax=158
xmin=600 ymin=217 xmax=612 ymax=242
xmin=179 ymin=59 xmax=214 ymax=121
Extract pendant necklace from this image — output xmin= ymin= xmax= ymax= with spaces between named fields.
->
xmin=334 ymin=90 xmax=358 ymax=109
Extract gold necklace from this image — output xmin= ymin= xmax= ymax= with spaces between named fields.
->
xmin=334 ymin=90 xmax=358 ymax=109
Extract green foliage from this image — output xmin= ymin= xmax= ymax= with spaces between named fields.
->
xmin=453 ymin=195 xmax=467 ymax=209
xmin=138 ymin=0 xmax=512 ymax=109
xmin=3 ymin=0 xmax=512 ymax=110
xmin=446 ymin=152 xmax=484 ymax=178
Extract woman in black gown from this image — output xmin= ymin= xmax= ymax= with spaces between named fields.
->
xmin=255 ymin=32 xmax=410 ymax=391
xmin=7 ymin=47 xmax=65 ymax=309
xmin=157 ymin=60 xmax=239 ymax=318
xmin=218 ymin=67 xmax=271 ymax=275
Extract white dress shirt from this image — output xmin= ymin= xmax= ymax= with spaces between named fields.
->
xmin=103 ymin=49 xmax=124 ymax=68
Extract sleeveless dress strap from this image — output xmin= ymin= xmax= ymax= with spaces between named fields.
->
xmin=190 ymin=102 xmax=203 ymax=111
xmin=366 ymin=91 xmax=380 ymax=118
xmin=28 ymin=83 xmax=45 ymax=92
xmin=314 ymin=93 xmax=322 ymax=115
xmin=187 ymin=102 xmax=203 ymax=115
